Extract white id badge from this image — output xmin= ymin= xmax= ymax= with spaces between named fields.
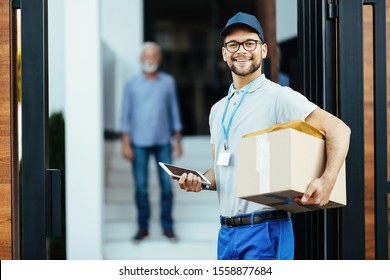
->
xmin=217 ymin=151 xmax=231 ymax=166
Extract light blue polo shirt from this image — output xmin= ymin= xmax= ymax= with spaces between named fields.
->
xmin=120 ymin=72 xmax=183 ymax=147
xmin=209 ymin=74 xmax=318 ymax=216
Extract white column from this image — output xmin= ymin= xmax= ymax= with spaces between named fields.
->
xmin=101 ymin=0 xmax=143 ymax=131
xmin=48 ymin=0 xmax=65 ymax=115
xmin=64 ymin=0 xmax=104 ymax=259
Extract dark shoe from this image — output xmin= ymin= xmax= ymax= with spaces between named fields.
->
xmin=163 ymin=229 xmax=178 ymax=242
xmin=133 ymin=229 xmax=148 ymax=242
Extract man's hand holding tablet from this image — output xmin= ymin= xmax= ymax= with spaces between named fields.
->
xmin=158 ymin=162 xmax=211 ymax=189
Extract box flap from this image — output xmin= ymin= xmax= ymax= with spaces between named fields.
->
xmin=242 ymin=119 xmax=325 ymax=140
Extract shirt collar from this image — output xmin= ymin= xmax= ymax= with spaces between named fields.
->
xmin=142 ymin=71 xmax=160 ymax=81
xmin=228 ymin=74 xmax=266 ymax=98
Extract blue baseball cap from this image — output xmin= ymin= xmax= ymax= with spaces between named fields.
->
xmin=220 ymin=12 xmax=265 ymax=42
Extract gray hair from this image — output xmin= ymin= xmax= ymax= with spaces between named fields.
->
xmin=142 ymin=41 xmax=162 ymax=57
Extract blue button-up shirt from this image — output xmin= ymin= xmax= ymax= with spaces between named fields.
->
xmin=120 ymin=72 xmax=183 ymax=147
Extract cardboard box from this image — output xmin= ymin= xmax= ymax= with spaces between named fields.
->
xmin=236 ymin=120 xmax=346 ymax=213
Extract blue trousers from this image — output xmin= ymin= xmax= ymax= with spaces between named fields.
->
xmin=218 ymin=213 xmax=294 ymax=260
xmin=131 ymin=143 xmax=173 ymax=231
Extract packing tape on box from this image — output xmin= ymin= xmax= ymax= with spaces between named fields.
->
xmin=256 ymin=134 xmax=270 ymax=194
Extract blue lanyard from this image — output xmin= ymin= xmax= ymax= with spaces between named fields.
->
xmin=221 ymin=80 xmax=254 ymax=151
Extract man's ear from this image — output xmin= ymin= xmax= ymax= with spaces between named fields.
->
xmin=262 ymin=43 xmax=268 ymax=59
xmin=222 ymin=47 xmax=227 ymax=62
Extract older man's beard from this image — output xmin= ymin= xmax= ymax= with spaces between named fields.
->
xmin=229 ymin=57 xmax=262 ymax=77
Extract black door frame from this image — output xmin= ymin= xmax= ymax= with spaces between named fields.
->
xmin=19 ymin=0 xmax=62 ymax=259
xmin=337 ymin=0 xmax=367 ymax=259
xmin=367 ymin=0 xmax=389 ymax=260
xmin=294 ymin=0 xmax=341 ymax=260
xmin=19 ymin=0 xmax=49 ymax=259
xmin=296 ymin=0 xmax=388 ymax=260
xmin=339 ymin=0 xmax=388 ymax=260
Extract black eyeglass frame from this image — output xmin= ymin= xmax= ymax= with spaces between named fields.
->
xmin=223 ymin=39 xmax=262 ymax=53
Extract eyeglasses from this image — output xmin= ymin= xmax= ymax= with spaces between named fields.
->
xmin=224 ymin=40 xmax=261 ymax=53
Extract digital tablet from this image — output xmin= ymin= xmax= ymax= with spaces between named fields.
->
xmin=158 ymin=162 xmax=211 ymax=187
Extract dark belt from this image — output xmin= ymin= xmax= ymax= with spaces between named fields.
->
xmin=220 ymin=210 xmax=289 ymax=228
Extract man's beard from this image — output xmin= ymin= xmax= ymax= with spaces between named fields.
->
xmin=229 ymin=57 xmax=262 ymax=77
xmin=142 ymin=61 xmax=159 ymax=74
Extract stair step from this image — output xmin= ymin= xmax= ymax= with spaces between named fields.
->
xmin=105 ymin=221 xmax=219 ymax=242
xmin=105 ymin=184 xmax=218 ymax=204
xmin=105 ymin=200 xmax=220 ymax=222
xmin=104 ymin=241 xmax=217 ymax=260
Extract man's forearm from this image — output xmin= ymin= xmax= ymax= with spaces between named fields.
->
xmin=322 ymin=121 xmax=351 ymax=183
xmin=173 ymin=131 xmax=182 ymax=143
xmin=204 ymin=168 xmax=217 ymax=191
xmin=122 ymin=133 xmax=130 ymax=145
xmin=305 ymin=109 xmax=351 ymax=185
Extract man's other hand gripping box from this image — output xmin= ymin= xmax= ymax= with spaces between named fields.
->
xmin=236 ymin=120 xmax=346 ymax=213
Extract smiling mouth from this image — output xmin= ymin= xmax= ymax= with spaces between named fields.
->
xmin=234 ymin=58 xmax=252 ymax=63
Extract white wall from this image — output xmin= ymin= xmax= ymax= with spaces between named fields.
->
xmin=276 ymin=0 xmax=297 ymax=42
xmin=101 ymin=0 xmax=143 ymax=131
xmin=64 ymin=0 xmax=104 ymax=259
xmin=49 ymin=0 xmax=143 ymax=129
xmin=48 ymin=0 xmax=65 ymax=115
xmin=49 ymin=0 xmax=144 ymax=260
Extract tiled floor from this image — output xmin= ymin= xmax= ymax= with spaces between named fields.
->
xmin=103 ymin=136 xmax=220 ymax=260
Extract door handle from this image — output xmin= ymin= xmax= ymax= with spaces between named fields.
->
xmin=46 ymin=169 xmax=62 ymax=237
